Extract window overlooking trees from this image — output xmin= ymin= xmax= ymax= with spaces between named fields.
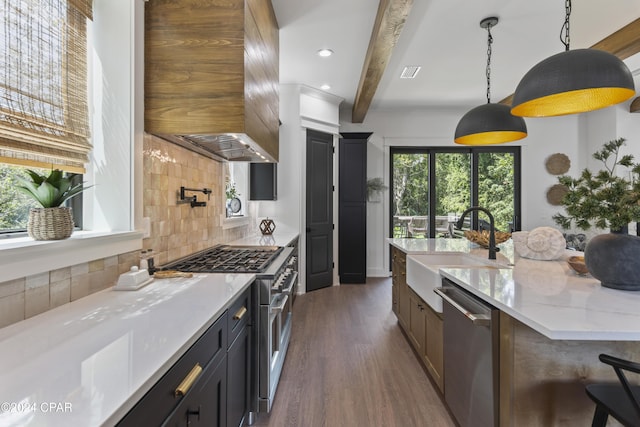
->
xmin=392 ymin=153 xmax=429 ymax=217
xmin=477 ymin=151 xmax=517 ymax=232
xmin=391 ymin=147 xmax=520 ymax=239
xmin=0 ymin=165 xmax=44 ymax=232
xmin=0 ymin=0 xmax=93 ymax=235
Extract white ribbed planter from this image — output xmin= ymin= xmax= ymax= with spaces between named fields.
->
xmin=27 ymin=207 xmax=74 ymax=240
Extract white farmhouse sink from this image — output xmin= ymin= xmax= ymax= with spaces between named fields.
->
xmin=406 ymin=253 xmax=505 ymax=313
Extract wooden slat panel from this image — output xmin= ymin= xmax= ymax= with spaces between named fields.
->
xmin=500 ymin=18 xmax=640 ymax=106
xmin=145 ymin=0 xmax=279 ymax=158
xmin=145 ymin=0 xmax=246 ymax=134
xmin=145 ymin=66 xmax=244 ymax=97
xmin=244 ymin=0 xmax=279 ymax=160
xmin=630 ymin=96 xmax=640 ymax=112
xmin=145 ymin=99 xmax=245 ymax=135
xmin=351 ymin=0 xmax=414 ymax=123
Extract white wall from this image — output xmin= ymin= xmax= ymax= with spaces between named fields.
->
xmin=337 ymin=104 xmax=635 ymax=276
xmin=274 ymin=85 xmax=343 ymax=291
xmin=86 ymin=0 xmax=141 ymax=232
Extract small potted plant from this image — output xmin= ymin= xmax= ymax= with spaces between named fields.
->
xmin=366 ymin=177 xmax=388 ymax=202
xmin=553 ymin=138 xmax=640 ymax=290
xmin=16 ymin=169 xmax=91 ymax=240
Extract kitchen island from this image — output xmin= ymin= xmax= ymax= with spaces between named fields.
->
xmin=0 ymin=272 xmax=255 ymax=426
xmin=389 ymin=237 xmax=640 ymax=426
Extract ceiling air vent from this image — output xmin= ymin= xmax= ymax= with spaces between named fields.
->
xmin=400 ymin=66 xmax=421 ymax=79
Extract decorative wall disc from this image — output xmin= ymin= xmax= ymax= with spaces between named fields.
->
xmin=545 ymin=153 xmax=571 ymax=175
xmin=546 ymin=184 xmax=569 ymax=205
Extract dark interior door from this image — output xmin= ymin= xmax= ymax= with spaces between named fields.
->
xmin=306 ymin=129 xmax=334 ymax=292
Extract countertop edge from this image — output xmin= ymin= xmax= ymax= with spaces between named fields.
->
xmin=229 ymin=228 xmax=299 ymax=248
xmin=439 ymin=269 xmax=640 ymax=342
xmin=103 ymin=275 xmax=255 ymax=426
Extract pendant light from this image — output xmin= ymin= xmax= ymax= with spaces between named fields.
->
xmin=454 ymin=17 xmax=527 ymax=146
xmin=511 ymin=0 xmax=635 ymax=117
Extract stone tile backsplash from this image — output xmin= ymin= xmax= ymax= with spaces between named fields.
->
xmin=0 ymin=134 xmax=251 ymax=329
xmin=142 ymin=134 xmax=249 ymax=265
xmin=0 ymin=251 xmax=139 ymax=328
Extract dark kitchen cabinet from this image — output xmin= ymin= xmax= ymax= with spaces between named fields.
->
xmin=226 ymin=286 xmax=253 ymax=427
xmin=227 ymin=326 xmax=250 ymax=427
xmin=338 ymin=132 xmax=371 ymax=284
xmin=117 ymin=313 xmax=228 ymax=427
xmin=249 ymin=163 xmax=277 ymax=200
xmin=164 ymin=355 xmax=228 ymax=426
xmin=118 ymin=284 xmax=255 ymax=427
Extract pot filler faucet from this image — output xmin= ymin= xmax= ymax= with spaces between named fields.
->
xmin=455 ymin=206 xmax=499 ymax=260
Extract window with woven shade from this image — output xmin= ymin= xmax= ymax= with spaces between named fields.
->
xmin=0 ymin=0 xmax=93 ymax=173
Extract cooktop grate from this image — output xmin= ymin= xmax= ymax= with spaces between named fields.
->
xmin=162 ymin=245 xmax=283 ymax=273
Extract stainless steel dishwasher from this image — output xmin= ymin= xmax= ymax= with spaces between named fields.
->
xmin=435 ymin=278 xmax=500 ymax=427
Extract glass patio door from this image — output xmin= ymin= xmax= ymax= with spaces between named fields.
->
xmin=391 ymin=152 xmax=429 ymax=238
xmin=390 ymin=147 xmax=520 ymax=240
xmin=434 ymin=152 xmax=471 ymax=237
xmin=476 ymin=150 xmax=519 ymax=232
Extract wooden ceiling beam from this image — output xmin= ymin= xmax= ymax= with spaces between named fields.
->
xmin=499 ymin=17 xmax=640 ymax=106
xmin=351 ymin=0 xmax=414 ymax=123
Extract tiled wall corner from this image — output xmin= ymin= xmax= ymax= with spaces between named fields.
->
xmin=0 ymin=250 xmax=140 ymax=328
xmin=142 ymin=135 xmax=253 ymax=266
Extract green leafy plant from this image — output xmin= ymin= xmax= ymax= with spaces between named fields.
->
xmin=225 ymin=181 xmax=239 ymax=200
xmin=367 ymin=177 xmax=388 ymax=201
xmin=553 ymin=138 xmax=640 ymax=232
xmin=15 ymin=169 xmax=91 ymax=208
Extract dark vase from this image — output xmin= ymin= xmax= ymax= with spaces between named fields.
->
xmin=584 ymin=229 xmax=640 ymax=291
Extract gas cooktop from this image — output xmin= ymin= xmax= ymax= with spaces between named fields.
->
xmin=162 ymin=245 xmax=283 ymax=273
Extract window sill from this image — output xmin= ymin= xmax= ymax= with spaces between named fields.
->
xmin=221 ymin=215 xmax=250 ymax=230
xmin=0 ymin=230 xmax=143 ymax=283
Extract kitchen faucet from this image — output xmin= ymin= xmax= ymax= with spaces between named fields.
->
xmin=455 ymin=206 xmax=499 ymax=260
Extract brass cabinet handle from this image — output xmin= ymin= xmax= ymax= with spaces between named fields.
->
xmin=175 ymin=363 xmax=203 ymax=397
xmin=233 ymin=306 xmax=247 ymax=320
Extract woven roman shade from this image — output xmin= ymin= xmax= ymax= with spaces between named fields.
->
xmin=0 ymin=0 xmax=93 ymax=173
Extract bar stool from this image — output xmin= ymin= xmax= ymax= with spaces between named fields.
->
xmin=585 ymin=353 xmax=640 ymax=427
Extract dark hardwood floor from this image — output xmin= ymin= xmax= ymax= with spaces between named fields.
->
xmin=253 ymin=277 xmax=455 ymax=427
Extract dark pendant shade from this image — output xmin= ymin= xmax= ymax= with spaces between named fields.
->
xmin=511 ymin=49 xmax=635 ymax=117
xmin=454 ymin=103 xmax=528 ymax=145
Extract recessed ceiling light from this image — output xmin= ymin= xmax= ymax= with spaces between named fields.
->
xmin=320 ymin=84 xmax=331 ymax=90
xmin=317 ymin=49 xmax=334 ymax=57
xmin=400 ymin=66 xmax=421 ymax=79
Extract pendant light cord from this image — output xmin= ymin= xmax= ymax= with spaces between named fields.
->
xmin=485 ymin=22 xmax=493 ymax=104
xmin=560 ymin=0 xmax=571 ymax=51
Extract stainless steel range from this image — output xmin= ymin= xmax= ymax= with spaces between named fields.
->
xmin=161 ymin=244 xmax=297 ymax=414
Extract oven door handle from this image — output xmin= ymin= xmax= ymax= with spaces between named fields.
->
xmin=282 ymin=272 xmax=298 ymax=295
xmin=271 ymin=294 xmax=289 ymax=314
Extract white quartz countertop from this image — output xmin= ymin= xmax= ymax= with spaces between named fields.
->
xmin=440 ymin=255 xmax=640 ymax=341
xmin=0 ymin=273 xmax=255 ymax=427
xmin=229 ymin=226 xmax=299 ymax=247
xmin=389 ymin=237 xmax=640 ymax=341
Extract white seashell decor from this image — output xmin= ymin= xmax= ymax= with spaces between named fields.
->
xmin=512 ymin=226 xmax=566 ymax=260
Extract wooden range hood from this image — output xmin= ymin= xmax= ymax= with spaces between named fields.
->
xmin=145 ymin=0 xmax=279 ymax=162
